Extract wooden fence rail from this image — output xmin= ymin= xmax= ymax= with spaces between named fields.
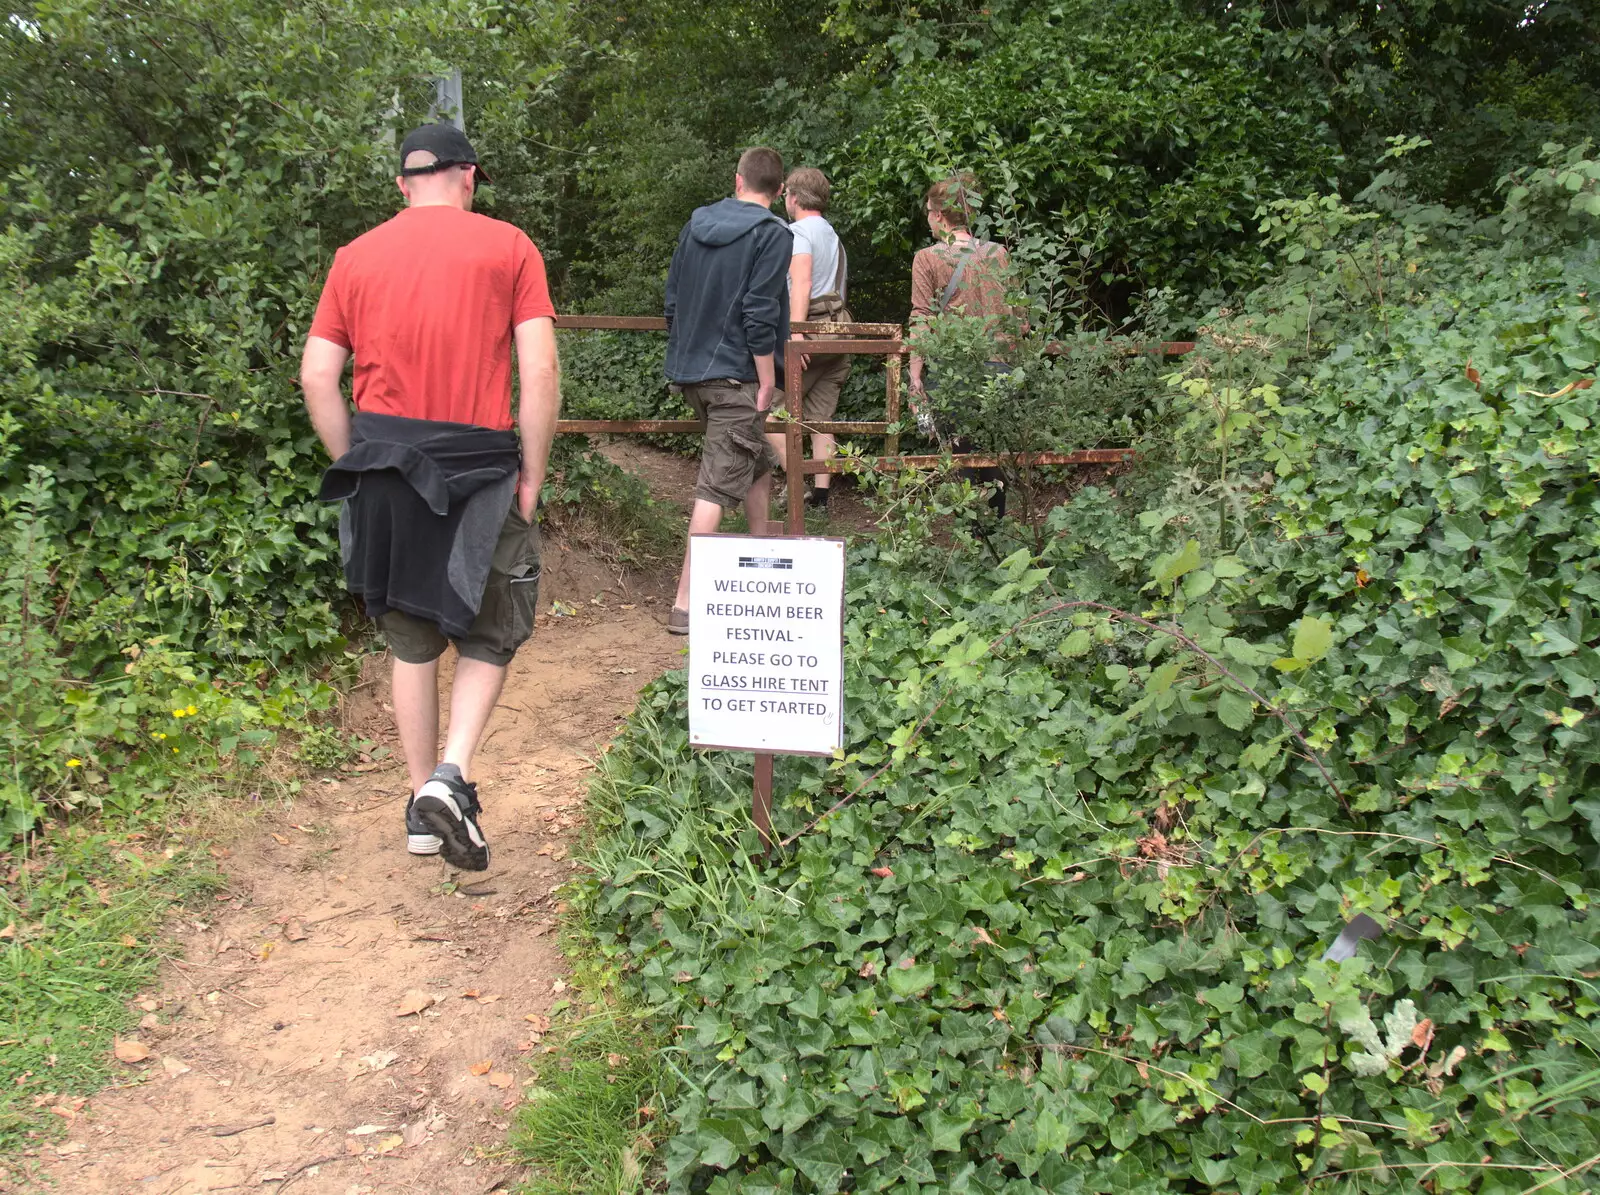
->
xmin=552 ymin=315 xmax=1192 ymax=533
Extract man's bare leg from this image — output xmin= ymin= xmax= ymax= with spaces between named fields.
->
xmin=811 ymin=433 xmax=836 ymax=492
xmin=440 ymin=657 xmax=509 ymax=783
xmin=746 ymin=472 xmax=772 ymax=536
xmin=674 ymin=498 xmax=725 ymax=611
xmin=392 ymin=657 xmax=441 ymax=794
xmin=408 ymin=654 xmax=505 ymax=871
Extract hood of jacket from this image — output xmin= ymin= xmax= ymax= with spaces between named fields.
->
xmin=688 ymin=196 xmax=783 ymax=248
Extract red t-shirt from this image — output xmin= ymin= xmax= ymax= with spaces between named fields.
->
xmin=308 ymin=206 xmax=557 ymax=430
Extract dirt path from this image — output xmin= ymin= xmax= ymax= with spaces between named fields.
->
xmin=32 ymin=543 xmax=684 ymax=1194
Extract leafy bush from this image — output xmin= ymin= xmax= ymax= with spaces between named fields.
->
xmin=571 ymin=150 xmax=1600 ymax=1191
xmin=825 ymin=0 xmax=1340 ymax=321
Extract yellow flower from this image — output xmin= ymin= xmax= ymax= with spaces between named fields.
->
xmin=153 ymin=732 xmax=167 ymax=741
xmin=172 ymin=747 xmax=179 ymax=754
xmin=171 ymin=708 xmax=186 ymax=718
xmin=66 ymin=758 xmax=82 ymax=768
xmin=185 ymin=704 xmax=198 ymax=716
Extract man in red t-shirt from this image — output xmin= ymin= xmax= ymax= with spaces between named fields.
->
xmin=301 ymin=123 xmax=559 ymax=871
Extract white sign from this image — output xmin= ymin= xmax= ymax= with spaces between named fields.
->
xmin=688 ymin=534 xmax=845 ymax=756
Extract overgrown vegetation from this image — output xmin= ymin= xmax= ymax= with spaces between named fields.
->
xmin=570 ymin=147 xmax=1600 ymax=1190
xmin=0 ymin=825 xmax=220 ymax=1150
xmin=514 ymin=1007 xmax=668 ymax=1194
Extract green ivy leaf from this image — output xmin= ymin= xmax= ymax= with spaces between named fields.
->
xmin=1216 ymin=690 xmax=1254 ymax=731
xmin=1292 ymin=615 xmax=1334 ymax=663
xmin=1152 ymin=538 xmax=1202 ymax=586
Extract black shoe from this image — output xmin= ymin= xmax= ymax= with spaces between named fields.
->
xmin=405 ymin=793 xmax=442 ymax=857
xmin=411 ymin=765 xmax=489 ymax=871
xmin=806 ymin=487 xmax=831 ymax=510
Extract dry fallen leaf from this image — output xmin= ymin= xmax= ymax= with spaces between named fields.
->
xmin=523 ymin=1013 xmax=551 ymax=1033
xmin=1411 ymin=1017 xmax=1436 ymax=1052
xmin=359 ymin=1051 xmax=399 ymax=1073
xmin=138 ymin=998 xmax=159 ymax=1013
xmin=477 ymin=993 xmax=502 ymax=1005
xmin=0 ymin=923 xmax=15 ymax=940
xmin=119 ymin=934 xmax=138 ymax=948
xmin=271 ymin=833 xmax=290 ymax=846
xmin=970 ymin=926 xmax=997 ymax=947
xmin=395 ymin=990 xmax=437 ymax=1017
xmin=858 ymin=960 xmax=877 ymax=978
xmin=469 ymin=1059 xmax=493 ymax=1076
xmin=113 ymin=1038 xmax=150 ymax=1064
xmin=869 ymin=866 xmax=894 ymax=878
xmin=284 ymin=920 xmax=307 ymax=943
xmin=461 ymin=989 xmax=482 ymax=999
xmin=162 ymin=1056 xmax=191 ymax=1078
xmin=606 ymin=1053 xmax=626 ymax=1069
xmin=374 ymin=1133 xmax=405 ymax=1155
xmin=256 ymin=941 xmax=276 ymax=962
xmin=487 ymin=1071 xmax=513 ymax=1089
xmin=347 ymin=1123 xmax=390 ymax=1136
xmin=551 ymin=979 xmax=567 ymax=995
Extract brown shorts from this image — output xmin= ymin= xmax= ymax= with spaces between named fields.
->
xmin=378 ymin=505 xmax=541 ymax=667
xmin=792 ymin=353 xmax=852 ymax=423
xmin=685 ymin=381 xmax=780 ymax=508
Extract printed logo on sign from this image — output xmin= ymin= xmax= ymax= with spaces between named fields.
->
xmin=739 ymin=556 xmax=794 ymax=570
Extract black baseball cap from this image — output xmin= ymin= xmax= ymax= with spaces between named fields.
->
xmin=398 ymin=123 xmax=492 ymax=184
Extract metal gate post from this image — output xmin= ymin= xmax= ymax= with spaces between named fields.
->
xmin=753 ymin=752 xmax=775 ymax=855
xmin=784 ymin=349 xmax=805 ymax=535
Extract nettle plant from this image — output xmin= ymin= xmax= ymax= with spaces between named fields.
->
xmin=580 ymin=151 xmax=1600 ymax=1193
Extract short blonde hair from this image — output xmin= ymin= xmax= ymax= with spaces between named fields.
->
xmin=925 ymin=172 xmax=980 ymax=229
xmin=784 ymin=167 xmax=830 ymax=213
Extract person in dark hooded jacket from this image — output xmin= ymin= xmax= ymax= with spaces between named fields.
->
xmin=662 ymin=147 xmax=793 ymax=634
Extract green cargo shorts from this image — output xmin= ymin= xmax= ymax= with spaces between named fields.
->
xmin=685 ymin=381 xmax=781 ymax=509
xmin=796 ymin=352 xmax=852 ymax=422
xmin=378 ymin=504 xmax=541 ymax=667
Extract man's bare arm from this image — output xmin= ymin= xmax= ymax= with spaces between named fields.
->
xmin=514 ymin=317 xmax=560 ymax=520
xmin=301 ymin=336 xmax=354 ymax=459
xmin=789 ymin=254 xmax=813 ymax=372
xmin=754 ymin=352 xmax=776 ymax=412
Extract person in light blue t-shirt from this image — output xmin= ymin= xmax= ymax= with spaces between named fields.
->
xmin=766 ymin=166 xmax=852 ymax=512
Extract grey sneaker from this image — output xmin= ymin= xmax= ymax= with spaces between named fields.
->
xmin=667 ymin=607 xmax=689 ymax=635
xmin=410 ymin=764 xmax=489 ymax=871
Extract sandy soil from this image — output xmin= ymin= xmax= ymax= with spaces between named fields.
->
xmin=21 ymin=437 xmax=886 ymax=1195
xmin=25 ymin=546 xmax=685 ymax=1195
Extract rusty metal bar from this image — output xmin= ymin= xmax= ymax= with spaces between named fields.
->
xmin=557 ymin=419 xmax=703 ymax=433
xmin=797 ymin=448 xmax=1135 ymax=474
xmin=787 ymin=339 xmax=904 ymax=356
xmin=753 ymin=752 xmax=774 ymax=854
xmin=556 ymin=418 xmax=897 ymax=435
xmin=554 ymin=315 xmax=666 ymax=330
xmin=884 ymin=355 xmax=902 ymax=457
xmin=554 ymin=314 xmax=903 ymax=337
xmin=784 ymin=351 xmax=805 ymax=535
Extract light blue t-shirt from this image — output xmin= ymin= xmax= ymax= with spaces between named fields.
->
xmin=790 ymin=214 xmax=845 ymax=300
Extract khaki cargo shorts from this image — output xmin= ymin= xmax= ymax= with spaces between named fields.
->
xmin=790 ymin=352 xmax=852 ymax=423
xmin=379 ymin=505 xmax=541 ymax=667
xmin=685 ymin=381 xmax=781 ymax=508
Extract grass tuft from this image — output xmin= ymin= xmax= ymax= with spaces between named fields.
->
xmin=511 ymin=1009 xmax=665 ymax=1195
xmin=0 ymin=825 xmax=219 ymax=1149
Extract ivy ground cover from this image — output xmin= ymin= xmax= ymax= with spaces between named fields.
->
xmin=573 ymin=194 xmax=1600 ymax=1192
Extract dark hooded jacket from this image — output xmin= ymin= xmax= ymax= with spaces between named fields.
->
xmin=319 ymin=411 xmax=520 ymax=639
xmin=663 ymin=197 xmax=792 ymax=385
